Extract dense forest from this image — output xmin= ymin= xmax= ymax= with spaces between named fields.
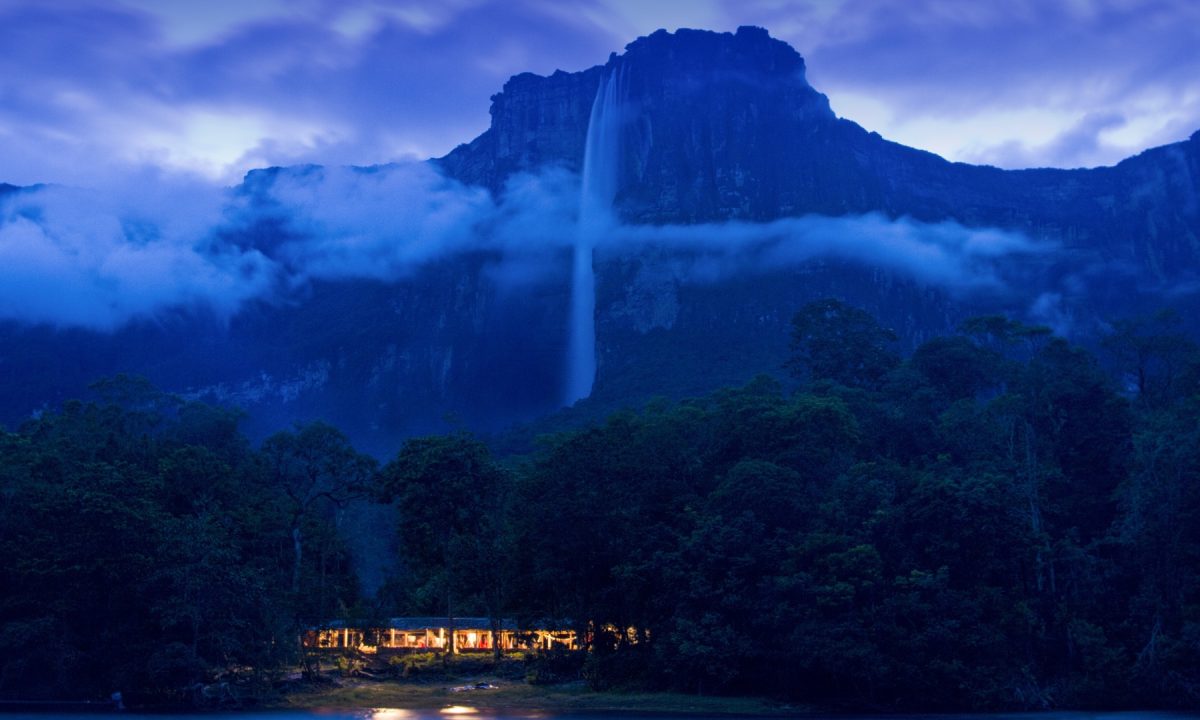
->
xmin=2 ymin=300 xmax=1200 ymax=710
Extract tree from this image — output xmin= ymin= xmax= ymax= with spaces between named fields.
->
xmin=959 ymin=315 xmax=1052 ymax=362
xmin=0 ymin=382 xmax=365 ymax=701
xmin=911 ymin=335 xmax=1003 ymax=402
xmin=377 ymin=433 xmax=511 ymax=658
xmin=1102 ymin=310 xmax=1200 ymax=408
xmin=789 ymin=299 xmax=899 ymax=389
xmin=260 ymin=422 xmax=376 ymax=603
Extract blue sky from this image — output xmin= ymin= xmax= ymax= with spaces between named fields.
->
xmin=1 ymin=0 xmax=1198 ymax=186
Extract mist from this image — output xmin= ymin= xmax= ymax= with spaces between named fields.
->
xmin=606 ymin=213 xmax=1040 ymax=293
xmin=237 ymin=163 xmax=581 ymax=285
xmin=0 ymin=160 xmax=1045 ymax=332
xmin=0 ymin=178 xmax=274 ymax=330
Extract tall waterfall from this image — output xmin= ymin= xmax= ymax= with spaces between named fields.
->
xmin=564 ymin=67 xmax=623 ymax=406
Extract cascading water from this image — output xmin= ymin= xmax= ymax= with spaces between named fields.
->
xmin=564 ymin=66 xmax=623 ymax=406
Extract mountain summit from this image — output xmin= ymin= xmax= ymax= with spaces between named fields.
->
xmin=1 ymin=27 xmax=1199 ymax=452
xmin=442 ymin=26 xmax=835 ymax=207
xmin=443 ymin=26 xmax=1199 ymax=277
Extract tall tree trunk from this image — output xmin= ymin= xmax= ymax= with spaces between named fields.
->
xmin=291 ymin=523 xmax=303 ymax=595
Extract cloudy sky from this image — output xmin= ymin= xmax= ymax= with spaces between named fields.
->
xmin=2 ymin=0 xmax=1198 ymax=187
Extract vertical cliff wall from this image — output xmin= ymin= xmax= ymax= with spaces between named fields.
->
xmin=2 ymin=27 xmax=1199 ymax=449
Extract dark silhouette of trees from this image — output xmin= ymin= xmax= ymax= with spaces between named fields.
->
xmin=789 ymin=298 xmax=899 ymax=389
xmin=0 ymin=385 xmax=360 ymax=702
xmin=376 ymin=433 xmax=511 ymax=658
xmin=6 ymin=302 xmax=1200 ymax=710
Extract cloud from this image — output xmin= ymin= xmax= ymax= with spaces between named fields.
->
xmin=245 ymin=163 xmax=496 ymax=282
xmin=604 ymin=212 xmax=1042 ymax=292
xmin=0 ymin=159 xmax=1047 ymax=331
xmin=225 ymin=162 xmax=1048 ymax=299
xmin=1030 ymin=292 xmax=1076 ymax=336
xmin=230 ymin=162 xmax=581 ymax=285
xmin=728 ymin=0 xmax=1200 ymax=168
xmin=0 ymin=178 xmax=274 ymax=330
xmin=0 ymin=0 xmax=619 ymax=186
xmin=966 ymin=111 xmax=1129 ymax=169
xmin=5 ymin=1 xmax=1198 ymax=186
xmin=0 ymin=160 xmax=586 ymax=330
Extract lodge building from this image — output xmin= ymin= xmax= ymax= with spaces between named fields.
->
xmin=303 ymin=617 xmax=578 ymax=653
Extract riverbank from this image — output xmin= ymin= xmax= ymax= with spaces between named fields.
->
xmin=273 ymin=679 xmax=803 ymax=715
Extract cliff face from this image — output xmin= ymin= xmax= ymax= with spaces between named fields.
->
xmin=438 ymin=65 xmax=603 ymax=192
xmin=437 ymin=26 xmax=1200 ymax=417
xmin=444 ymin=26 xmax=1200 ymax=280
xmin=3 ymin=27 xmax=1200 ymax=449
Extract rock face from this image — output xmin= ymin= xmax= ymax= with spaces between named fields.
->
xmin=444 ymin=26 xmax=1200 ymax=276
xmin=438 ymin=25 xmax=1200 ymax=420
xmin=2 ymin=27 xmax=1199 ymax=451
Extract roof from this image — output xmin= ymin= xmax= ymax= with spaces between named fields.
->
xmin=309 ymin=616 xmax=573 ymax=632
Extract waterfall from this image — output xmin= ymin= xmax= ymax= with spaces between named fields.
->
xmin=564 ymin=66 xmax=623 ymax=406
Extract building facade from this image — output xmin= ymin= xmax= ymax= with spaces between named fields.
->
xmin=303 ymin=617 xmax=578 ymax=653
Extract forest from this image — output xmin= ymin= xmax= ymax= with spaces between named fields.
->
xmin=2 ymin=299 xmax=1199 ymax=710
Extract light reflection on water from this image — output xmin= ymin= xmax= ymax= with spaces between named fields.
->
xmin=3 ymin=711 xmax=1200 ymax=720
xmin=370 ymin=710 xmax=415 ymax=720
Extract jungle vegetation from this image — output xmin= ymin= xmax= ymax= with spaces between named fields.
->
xmin=2 ymin=301 xmax=1199 ymax=710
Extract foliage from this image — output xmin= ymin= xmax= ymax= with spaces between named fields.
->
xmin=789 ymin=298 xmax=899 ymax=389
xmin=376 ymin=433 xmax=512 ymax=657
xmin=483 ymin=300 xmax=1200 ymax=709
xmin=0 ymin=380 xmax=362 ymax=703
xmin=6 ymin=301 xmax=1200 ymax=711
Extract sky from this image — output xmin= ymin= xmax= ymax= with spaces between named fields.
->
xmin=1 ymin=0 xmax=1198 ymax=187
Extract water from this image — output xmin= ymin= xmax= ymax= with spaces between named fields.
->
xmin=4 ymin=709 xmax=1198 ymax=720
xmin=564 ymin=65 xmax=624 ymax=406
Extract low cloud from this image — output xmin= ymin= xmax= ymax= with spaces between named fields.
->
xmin=0 ymin=161 xmax=1046 ymax=331
xmin=246 ymin=164 xmax=497 ymax=283
xmin=0 ymin=178 xmax=274 ymax=330
xmin=607 ymin=213 xmax=1039 ymax=292
xmin=230 ymin=163 xmax=582 ymax=284
xmin=0 ymin=162 xmax=584 ymax=329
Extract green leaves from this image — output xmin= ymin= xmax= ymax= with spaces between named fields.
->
xmin=789 ymin=298 xmax=899 ymax=389
xmin=379 ymin=433 xmax=512 ymax=651
xmin=0 ymin=385 xmax=360 ymax=701
xmin=7 ymin=302 xmax=1200 ymax=708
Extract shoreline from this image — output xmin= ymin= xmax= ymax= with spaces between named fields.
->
xmin=4 ymin=682 xmax=1196 ymax=717
xmin=269 ymin=679 xmax=805 ymax=716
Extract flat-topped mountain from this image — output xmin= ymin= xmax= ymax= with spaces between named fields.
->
xmin=443 ymin=26 xmax=1199 ymax=281
xmin=1 ymin=27 xmax=1198 ymax=452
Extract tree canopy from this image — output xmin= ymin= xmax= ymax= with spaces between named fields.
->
xmin=5 ymin=304 xmax=1200 ymax=710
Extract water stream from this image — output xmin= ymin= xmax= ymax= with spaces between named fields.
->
xmin=564 ymin=66 xmax=623 ymax=406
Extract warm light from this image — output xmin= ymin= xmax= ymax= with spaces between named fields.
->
xmin=440 ymin=706 xmax=478 ymax=715
xmin=372 ymin=710 xmax=415 ymax=720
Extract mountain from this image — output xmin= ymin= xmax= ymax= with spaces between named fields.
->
xmin=444 ymin=27 xmax=1200 ymax=281
xmin=1 ymin=26 xmax=1198 ymax=454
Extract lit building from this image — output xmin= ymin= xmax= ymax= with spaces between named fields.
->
xmin=302 ymin=617 xmax=578 ymax=653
